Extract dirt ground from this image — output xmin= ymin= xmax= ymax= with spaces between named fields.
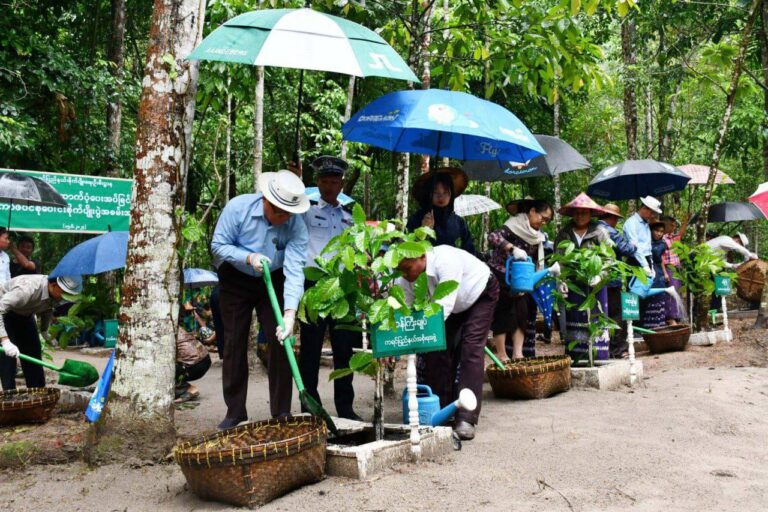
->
xmin=1 ymin=318 xmax=767 ymax=511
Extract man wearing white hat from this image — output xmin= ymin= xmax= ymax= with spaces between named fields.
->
xmin=0 ymin=274 xmax=82 ymax=390
xmin=622 ymin=195 xmax=661 ymax=275
xmin=212 ymin=170 xmax=310 ymax=430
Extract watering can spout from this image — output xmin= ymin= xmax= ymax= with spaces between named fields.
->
xmin=430 ymin=389 xmax=477 ymax=427
xmin=629 ymin=277 xmax=675 ymax=299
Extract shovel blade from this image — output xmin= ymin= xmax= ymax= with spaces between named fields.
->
xmin=59 ymin=359 xmax=100 ymax=387
xmin=299 ymin=391 xmax=338 ymax=436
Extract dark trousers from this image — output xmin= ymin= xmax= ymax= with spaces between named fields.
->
xmin=176 ymin=355 xmax=212 ymax=385
xmin=218 ymin=263 xmax=293 ymax=420
xmin=421 ymin=275 xmax=499 ymax=425
xmin=0 ymin=312 xmax=44 ymax=391
xmin=607 ymin=287 xmax=628 ymax=358
xmin=210 ymin=286 xmax=225 ymax=357
xmin=299 ymin=280 xmax=361 ymax=416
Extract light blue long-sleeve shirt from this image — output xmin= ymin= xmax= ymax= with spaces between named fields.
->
xmin=303 ymin=199 xmax=354 ymax=268
xmin=211 ymin=193 xmax=308 ymax=311
xmin=622 ymin=212 xmax=651 ymax=262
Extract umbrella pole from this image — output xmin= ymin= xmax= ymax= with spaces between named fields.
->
xmin=293 ymin=69 xmax=305 ymax=168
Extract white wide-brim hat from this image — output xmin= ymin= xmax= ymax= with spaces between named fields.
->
xmin=258 ymin=170 xmax=310 ymax=214
xmin=640 ymin=195 xmax=662 ymax=214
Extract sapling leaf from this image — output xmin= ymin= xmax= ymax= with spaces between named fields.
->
xmin=332 ymin=300 xmax=350 ymax=319
xmin=349 ymin=351 xmax=374 ymax=370
xmin=329 ymin=368 xmax=354 ymax=381
xmin=341 ymin=246 xmax=355 ymax=270
xmin=431 ymin=280 xmax=458 ymax=301
xmin=352 ymin=203 xmax=366 ymax=225
xmin=304 ymin=266 xmax=326 ymax=281
xmin=397 ymin=241 xmax=427 ymax=258
xmin=413 ymin=272 xmax=428 ymax=304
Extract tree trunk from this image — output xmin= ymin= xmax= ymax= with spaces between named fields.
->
xmin=106 ymin=0 xmax=126 ymax=176
xmin=621 ymin=15 xmax=638 ymax=160
xmin=340 ymin=76 xmax=355 ymax=161
xmin=225 ymin=74 xmax=232 ymax=203
xmin=419 ymin=0 xmax=434 ymax=173
xmin=696 ymin=0 xmax=763 ymax=244
xmin=755 ymin=0 xmax=768 ymax=328
xmin=253 ymin=66 xmax=265 ymax=191
xmin=88 ymin=0 xmax=206 ymax=463
xmin=552 ymin=88 xmax=562 ymax=230
xmin=659 ymin=81 xmax=682 ymax=162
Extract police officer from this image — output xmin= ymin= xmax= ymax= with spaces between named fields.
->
xmin=300 ymin=156 xmax=362 ymax=421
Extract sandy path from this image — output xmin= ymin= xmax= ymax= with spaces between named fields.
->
xmin=1 ymin=319 xmax=766 ymax=511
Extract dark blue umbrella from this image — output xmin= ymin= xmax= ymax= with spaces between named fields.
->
xmin=587 ymin=159 xmax=691 ymax=200
xmin=50 ymin=231 xmax=129 ymax=278
xmin=183 ymin=268 xmax=219 ymax=289
xmin=342 ymin=89 xmax=544 ymax=162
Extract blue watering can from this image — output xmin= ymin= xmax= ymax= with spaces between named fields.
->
xmin=506 ymin=257 xmax=559 ymax=294
xmin=628 ymin=276 xmax=673 ymax=299
xmin=402 ymin=385 xmax=477 ymax=426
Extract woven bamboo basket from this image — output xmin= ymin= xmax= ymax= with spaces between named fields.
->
xmin=643 ymin=324 xmax=690 ymax=354
xmin=486 ymin=356 xmax=571 ymax=400
xmin=174 ymin=416 xmax=327 ymax=508
xmin=0 ymin=387 xmax=60 ymax=426
xmin=736 ymin=259 xmax=766 ymax=302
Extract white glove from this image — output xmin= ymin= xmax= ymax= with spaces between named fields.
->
xmin=589 ymin=275 xmax=602 ymax=287
xmin=548 ymin=262 xmax=561 ymax=278
xmin=276 ymin=310 xmax=296 ymax=344
xmin=247 ymin=253 xmax=271 ymax=273
xmin=557 ymin=282 xmax=569 ymax=297
xmin=511 ymin=247 xmax=528 ymax=261
xmin=1 ymin=339 xmax=19 ymax=358
xmin=643 ymin=266 xmax=654 ymax=278
xmin=749 ymin=252 xmax=758 ymax=260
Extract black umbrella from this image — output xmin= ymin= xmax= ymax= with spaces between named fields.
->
xmin=690 ymin=201 xmax=765 ymax=223
xmin=462 ymin=134 xmax=590 ymax=181
xmin=0 ymin=171 xmax=69 ymax=227
xmin=587 ymin=159 xmax=690 ymax=200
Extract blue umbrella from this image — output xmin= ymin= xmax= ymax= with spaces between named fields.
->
xmin=50 ymin=231 xmax=129 ymax=278
xmin=342 ymin=89 xmax=544 ymax=162
xmin=305 ymin=187 xmax=354 ymax=206
xmin=183 ymin=268 xmax=219 ymax=289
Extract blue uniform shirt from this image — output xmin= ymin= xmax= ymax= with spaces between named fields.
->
xmin=622 ymin=212 xmax=652 ymax=262
xmin=211 ymin=193 xmax=308 ymax=310
xmin=303 ymin=199 xmax=354 ymax=268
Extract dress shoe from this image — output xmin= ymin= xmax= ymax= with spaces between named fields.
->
xmin=217 ymin=417 xmax=248 ymax=430
xmin=454 ymin=421 xmax=475 ymax=440
xmin=338 ymin=411 xmax=364 ymax=422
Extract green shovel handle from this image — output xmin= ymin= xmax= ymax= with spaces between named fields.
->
xmin=631 ymin=326 xmax=656 ymax=335
xmin=0 ymin=347 xmax=61 ymax=372
xmin=260 ymin=258 xmax=306 ymax=393
xmin=484 ymin=346 xmax=507 ymax=370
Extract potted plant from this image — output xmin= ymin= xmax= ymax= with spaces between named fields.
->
xmin=671 ymin=241 xmax=736 ymax=333
xmin=549 ymin=241 xmax=645 ymax=366
xmin=299 ymin=204 xmax=457 ymax=440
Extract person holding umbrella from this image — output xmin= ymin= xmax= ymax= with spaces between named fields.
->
xmin=622 ymin=196 xmax=662 ymax=275
xmin=0 ymin=274 xmax=82 ymax=390
xmin=211 ymin=170 xmax=310 ymax=430
xmin=407 ymin=168 xmax=476 ymax=255
xmin=299 ymin=156 xmax=362 ymax=421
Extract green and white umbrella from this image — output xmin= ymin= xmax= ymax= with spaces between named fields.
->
xmin=188 ymin=8 xmax=418 ymax=82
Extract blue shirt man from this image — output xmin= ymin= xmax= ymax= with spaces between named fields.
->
xmin=621 ymin=196 xmax=662 ymax=271
xmin=211 ymin=170 xmax=310 ymax=428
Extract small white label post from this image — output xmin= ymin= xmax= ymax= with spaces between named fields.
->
xmin=721 ymin=296 xmax=732 ymax=342
xmin=406 ymin=353 xmax=421 ymax=459
xmin=626 ymin=319 xmax=637 ymax=386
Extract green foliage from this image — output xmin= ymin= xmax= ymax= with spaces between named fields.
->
xmin=671 ymin=242 xmax=737 ymax=298
xmin=300 ymin=203 xmax=452 ymax=333
xmin=328 ymin=351 xmax=379 ymax=381
xmin=549 ymin=241 xmax=641 ymax=365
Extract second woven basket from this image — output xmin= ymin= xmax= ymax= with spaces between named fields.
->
xmin=487 ymin=355 xmax=572 ymax=400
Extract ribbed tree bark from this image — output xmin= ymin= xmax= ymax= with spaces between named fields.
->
xmin=419 ymin=0 xmax=434 ymax=174
xmin=253 ymin=66 xmax=265 ymax=190
xmin=553 ymin=87 xmax=562 ymax=230
xmin=340 ymin=76 xmax=355 ymax=161
xmin=696 ymin=0 xmax=763 ymax=244
xmin=106 ymin=0 xmax=126 ymax=176
xmin=755 ymin=0 xmax=768 ymax=328
xmin=621 ymin=15 xmax=638 ymax=160
xmin=88 ymin=0 xmax=206 ymax=463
